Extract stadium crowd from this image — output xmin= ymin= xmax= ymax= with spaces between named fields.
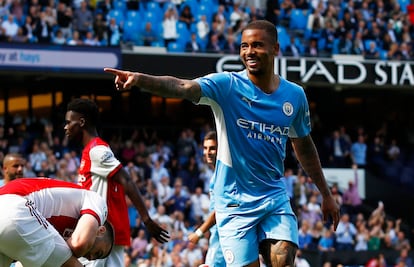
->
xmin=0 ymin=0 xmax=414 ymax=58
xmin=0 ymin=110 xmax=413 ymax=266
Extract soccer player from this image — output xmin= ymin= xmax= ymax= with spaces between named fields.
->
xmin=1 ymin=153 xmax=25 ymax=185
xmin=188 ymin=130 xmax=225 ymax=266
xmin=64 ymin=98 xmax=169 ymax=267
xmin=105 ymin=19 xmax=340 ymax=267
xmin=0 ymin=178 xmax=114 ymax=267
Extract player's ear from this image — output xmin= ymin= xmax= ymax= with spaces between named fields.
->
xmin=79 ymin=117 xmax=86 ymax=127
xmin=97 ymin=225 xmax=107 ymax=237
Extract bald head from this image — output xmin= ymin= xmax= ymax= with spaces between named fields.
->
xmin=3 ymin=153 xmax=25 ymax=183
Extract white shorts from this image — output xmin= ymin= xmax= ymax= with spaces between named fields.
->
xmin=0 ymin=195 xmax=72 ymax=267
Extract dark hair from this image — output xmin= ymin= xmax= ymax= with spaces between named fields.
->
xmin=242 ymin=20 xmax=278 ymax=44
xmin=67 ymin=98 xmax=99 ymax=126
xmin=102 ymin=221 xmax=115 ymax=259
xmin=204 ymin=130 xmax=217 ymax=142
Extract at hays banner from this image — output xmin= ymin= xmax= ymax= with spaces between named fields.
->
xmin=123 ymin=53 xmax=414 ymax=89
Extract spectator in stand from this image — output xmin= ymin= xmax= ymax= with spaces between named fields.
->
xmin=298 ymin=219 xmax=313 ymax=250
xmin=294 ymin=249 xmax=310 ymax=267
xmin=56 ymin=1 xmax=73 ymax=40
xmin=284 ymin=36 xmax=301 ymax=57
xmin=335 ymin=213 xmax=357 ymax=251
xmin=206 ymin=33 xmax=223 ymax=53
xmin=67 ymin=29 xmax=84 ymax=45
xmin=395 ymin=248 xmax=413 ymax=267
xmin=178 ymin=5 xmax=195 ymax=30
xmin=1 ymin=14 xmax=19 ymax=40
xmin=326 ymin=129 xmax=351 ymax=168
xmin=222 ymin=32 xmax=240 ymax=54
xmin=394 ymin=230 xmax=411 ymax=251
xmin=350 ymin=135 xmax=368 ymax=168
xmin=387 ymin=138 xmax=401 ymax=162
xmin=9 ymin=26 xmax=28 ymax=43
xmin=180 ymin=241 xmax=204 ymax=267
xmin=107 ymin=17 xmax=121 ymax=46
xmin=92 ymin=12 xmax=108 ymax=45
xmin=185 ymin=32 xmax=202 ymax=53
xmin=124 ymin=228 xmax=149 ymax=266
xmin=342 ymin=164 xmax=363 ymax=217
xmin=190 ymin=185 xmax=210 ymax=224
xmin=318 ymin=226 xmax=336 ymax=252
xmin=304 ymin=38 xmax=319 ymax=57
xmin=140 ymin=21 xmax=159 ymax=47
xmin=73 ymin=0 xmax=93 ymax=39
xmin=265 ymin=0 xmax=280 ymax=26
xmin=162 ymin=6 xmax=178 ymax=48
xmin=33 ymin=11 xmax=53 ymax=43
xmin=52 ymin=28 xmax=66 ymax=44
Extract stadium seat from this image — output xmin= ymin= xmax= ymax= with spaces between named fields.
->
xmin=289 ymin=9 xmax=308 ymax=32
xmin=167 ymin=41 xmax=185 ymax=53
xmin=107 ymin=9 xmax=125 ymax=25
xmin=126 ymin=10 xmax=141 ymax=22
xmin=123 ymin=20 xmax=140 ymax=45
xmin=113 ymin=0 xmax=127 ymax=13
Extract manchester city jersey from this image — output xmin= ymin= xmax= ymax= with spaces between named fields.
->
xmin=196 ymin=70 xmax=311 ymax=211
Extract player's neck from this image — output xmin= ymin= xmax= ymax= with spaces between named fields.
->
xmin=82 ymin=129 xmax=99 ymax=146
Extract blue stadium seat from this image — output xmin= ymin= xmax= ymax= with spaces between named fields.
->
xmin=289 ymin=9 xmax=308 ymax=31
xmin=277 ymin=26 xmax=290 ymax=51
xmin=126 ymin=10 xmax=141 ymax=22
xmin=123 ymin=20 xmax=140 ymax=45
xmin=167 ymin=41 xmax=185 ymax=53
xmin=113 ymin=0 xmax=127 ymax=13
xmin=107 ymin=9 xmax=125 ymax=25
xmin=176 ymin=21 xmax=191 ymax=46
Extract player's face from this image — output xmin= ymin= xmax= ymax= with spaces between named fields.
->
xmin=3 ymin=157 xmax=25 ymax=182
xmin=203 ymin=139 xmax=217 ymax=167
xmin=240 ymin=29 xmax=278 ymax=76
xmin=64 ymin=111 xmax=83 ymax=142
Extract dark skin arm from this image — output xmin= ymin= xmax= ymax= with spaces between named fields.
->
xmin=103 ymin=68 xmax=201 ymax=102
xmin=291 ymin=135 xmax=340 ymax=230
xmin=112 ymin=168 xmax=170 ymax=243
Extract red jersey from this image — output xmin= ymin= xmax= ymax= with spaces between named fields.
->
xmin=0 ymin=178 xmax=108 ymax=239
xmin=77 ymin=137 xmax=130 ymax=246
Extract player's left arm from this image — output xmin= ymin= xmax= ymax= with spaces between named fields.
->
xmin=112 ymin=168 xmax=170 ymax=243
xmin=66 ymin=214 xmax=100 ymax=258
xmin=290 ymin=135 xmax=340 ymax=230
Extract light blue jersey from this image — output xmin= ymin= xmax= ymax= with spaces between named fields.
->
xmin=196 ymin=70 xmax=311 ymax=266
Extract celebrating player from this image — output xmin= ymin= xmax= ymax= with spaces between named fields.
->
xmin=105 ymin=19 xmax=340 ymax=267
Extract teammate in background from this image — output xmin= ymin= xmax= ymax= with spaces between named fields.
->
xmin=105 ymin=19 xmax=340 ymax=267
xmin=0 ymin=178 xmax=114 ymax=267
xmin=188 ymin=130 xmax=225 ymax=266
xmin=64 ymin=98 xmax=169 ymax=267
xmin=1 ymin=153 xmax=25 ymax=185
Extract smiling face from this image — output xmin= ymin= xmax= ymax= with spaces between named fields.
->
xmin=239 ymin=28 xmax=279 ymax=77
xmin=203 ymin=138 xmax=217 ymax=167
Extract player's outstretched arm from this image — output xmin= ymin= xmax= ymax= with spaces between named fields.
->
xmin=188 ymin=211 xmax=216 ymax=243
xmin=291 ymin=135 xmax=341 ymax=230
xmin=104 ymin=68 xmax=202 ymax=102
xmin=113 ymin=167 xmax=170 ymax=243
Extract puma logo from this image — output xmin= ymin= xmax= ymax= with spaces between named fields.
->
xmin=241 ymin=96 xmax=252 ymax=108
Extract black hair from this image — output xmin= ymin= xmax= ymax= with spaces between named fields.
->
xmin=102 ymin=221 xmax=115 ymax=259
xmin=242 ymin=19 xmax=278 ymax=44
xmin=67 ymin=98 xmax=99 ymax=126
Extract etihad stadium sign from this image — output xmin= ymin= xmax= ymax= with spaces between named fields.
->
xmin=216 ymin=55 xmax=414 ymax=88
